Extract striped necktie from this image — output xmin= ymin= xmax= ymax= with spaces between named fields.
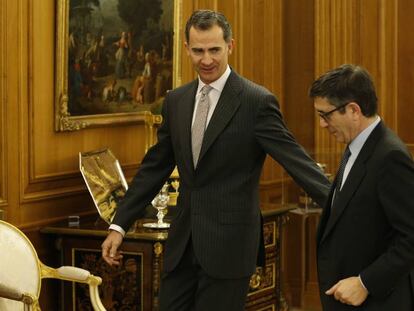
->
xmin=332 ymin=146 xmax=351 ymax=207
xmin=335 ymin=146 xmax=351 ymax=193
xmin=192 ymin=85 xmax=213 ymax=168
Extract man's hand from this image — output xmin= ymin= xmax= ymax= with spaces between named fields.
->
xmin=101 ymin=230 xmax=124 ymax=266
xmin=325 ymin=276 xmax=368 ymax=306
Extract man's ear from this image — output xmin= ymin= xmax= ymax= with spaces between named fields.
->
xmin=228 ymin=39 xmax=235 ymax=55
xmin=184 ymin=41 xmax=190 ymax=56
xmin=348 ymin=102 xmax=362 ymax=116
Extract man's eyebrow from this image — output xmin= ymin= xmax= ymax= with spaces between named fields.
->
xmin=191 ymin=47 xmax=221 ymax=51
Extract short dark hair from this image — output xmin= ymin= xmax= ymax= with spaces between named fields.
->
xmin=185 ymin=10 xmax=232 ymax=43
xmin=309 ymin=64 xmax=378 ymax=117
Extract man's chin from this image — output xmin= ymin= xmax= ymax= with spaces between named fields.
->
xmin=199 ymin=75 xmax=218 ymax=84
xmin=198 ymin=70 xmax=218 ymax=83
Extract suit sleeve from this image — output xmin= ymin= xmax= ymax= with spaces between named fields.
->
xmin=360 ymin=150 xmax=414 ymax=297
xmin=254 ymin=93 xmax=331 ymax=207
xmin=111 ymin=94 xmax=176 ymax=231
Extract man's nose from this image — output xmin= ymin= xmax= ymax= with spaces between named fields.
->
xmin=201 ymin=52 xmax=213 ymax=65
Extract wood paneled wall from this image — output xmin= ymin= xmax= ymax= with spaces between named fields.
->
xmin=1 ymin=0 xmax=149 ymax=228
xmin=1 ymin=0 xmax=414 ymax=307
xmin=313 ymin=0 xmax=413 ymax=174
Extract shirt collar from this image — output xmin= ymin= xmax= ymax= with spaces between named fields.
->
xmin=197 ymin=65 xmax=231 ymax=94
xmin=349 ymin=116 xmax=381 ymax=156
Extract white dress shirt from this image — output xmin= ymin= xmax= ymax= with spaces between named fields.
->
xmin=341 ymin=116 xmax=381 ymax=188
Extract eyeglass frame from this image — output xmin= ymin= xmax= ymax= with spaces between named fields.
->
xmin=317 ymin=102 xmax=350 ymax=122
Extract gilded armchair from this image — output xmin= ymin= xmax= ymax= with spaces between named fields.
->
xmin=0 ymin=220 xmax=106 ymax=310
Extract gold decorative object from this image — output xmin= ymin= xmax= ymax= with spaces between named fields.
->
xmin=80 ymin=148 xmax=128 ymax=224
xmin=80 ymin=148 xmax=180 ymax=227
xmin=143 ymin=183 xmax=170 ymax=229
xmin=249 ymin=267 xmax=262 ymax=290
xmin=168 ymin=167 xmax=180 ymax=206
xmin=153 ymin=242 xmax=163 ymax=257
xmin=247 ymin=264 xmax=275 ymax=295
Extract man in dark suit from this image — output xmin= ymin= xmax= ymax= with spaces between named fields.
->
xmin=102 ymin=10 xmax=330 ymax=311
xmin=310 ymin=64 xmax=414 ymax=310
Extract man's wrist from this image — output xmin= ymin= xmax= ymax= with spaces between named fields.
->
xmin=109 ymin=224 xmax=126 ymax=237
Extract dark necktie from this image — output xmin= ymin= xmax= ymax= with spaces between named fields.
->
xmin=192 ymin=85 xmax=212 ymax=168
xmin=335 ymin=146 xmax=351 ymax=194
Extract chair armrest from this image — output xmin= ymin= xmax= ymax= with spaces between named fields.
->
xmin=0 ymin=282 xmax=35 ymax=305
xmin=40 ymin=263 xmax=106 ymax=310
xmin=56 ymin=266 xmax=91 ymax=282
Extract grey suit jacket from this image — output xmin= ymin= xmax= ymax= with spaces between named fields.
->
xmin=113 ymin=70 xmax=330 ymax=278
xmin=317 ymin=122 xmax=414 ymax=310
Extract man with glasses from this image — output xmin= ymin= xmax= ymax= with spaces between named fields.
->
xmin=310 ymin=64 xmax=414 ymax=310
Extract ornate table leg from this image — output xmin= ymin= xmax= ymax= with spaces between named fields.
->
xmin=152 ymin=242 xmax=163 ymax=310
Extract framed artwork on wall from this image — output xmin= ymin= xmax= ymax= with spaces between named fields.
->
xmin=55 ymin=0 xmax=182 ymax=131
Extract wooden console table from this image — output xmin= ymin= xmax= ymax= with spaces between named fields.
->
xmin=41 ymin=205 xmax=293 ymax=311
xmin=284 ymin=207 xmax=322 ymax=310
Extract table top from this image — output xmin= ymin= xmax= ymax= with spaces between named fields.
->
xmin=41 ymin=204 xmax=295 ymax=242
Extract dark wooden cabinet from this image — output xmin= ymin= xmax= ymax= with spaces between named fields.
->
xmin=246 ymin=207 xmax=291 ymax=311
xmin=42 ymin=206 xmax=291 ymax=310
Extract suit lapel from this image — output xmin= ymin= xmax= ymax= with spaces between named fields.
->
xmin=177 ymin=80 xmax=198 ymax=173
xmin=319 ymin=122 xmax=385 ymax=244
xmin=317 ymin=188 xmax=334 ymax=243
xmin=320 ymin=162 xmax=367 ymax=243
xmin=197 ymin=71 xmax=243 ymax=164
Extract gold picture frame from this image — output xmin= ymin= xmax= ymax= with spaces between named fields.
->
xmin=55 ymin=0 xmax=182 ymax=131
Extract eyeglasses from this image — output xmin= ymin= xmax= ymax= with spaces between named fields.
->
xmin=318 ymin=102 xmax=349 ymax=122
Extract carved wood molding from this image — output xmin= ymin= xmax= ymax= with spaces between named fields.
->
xmin=18 ymin=209 xmax=96 ymax=231
xmin=22 ymin=162 xmax=141 ymax=202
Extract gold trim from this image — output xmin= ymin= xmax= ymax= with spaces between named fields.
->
xmin=256 ymin=305 xmax=275 ymax=311
xmin=263 ymin=221 xmax=276 ymax=248
xmin=0 ymin=0 xmax=6 ymax=207
xmin=173 ymin=0 xmax=183 ymax=88
xmin=247 ymin=262 xmax=276 ymax=296
xmin=152 ymin=241 xmax=164 ymax=308
xmin=154 ymin=242 xmax=163 ymax=256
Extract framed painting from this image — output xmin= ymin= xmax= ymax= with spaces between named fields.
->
xmin=55 ymin=0 xmax=182 ymax=131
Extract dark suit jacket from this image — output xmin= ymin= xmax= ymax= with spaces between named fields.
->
xmin=317 ymin=121 xmax=414 ymax=310
xmin=113 ymin=70 xmax=330 ymax=279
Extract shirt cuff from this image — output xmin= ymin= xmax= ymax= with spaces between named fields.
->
xmin=358 ymin=275 xmax=368 ymax=292
xmin=109 ymin=224 xmax=126 ymax=237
